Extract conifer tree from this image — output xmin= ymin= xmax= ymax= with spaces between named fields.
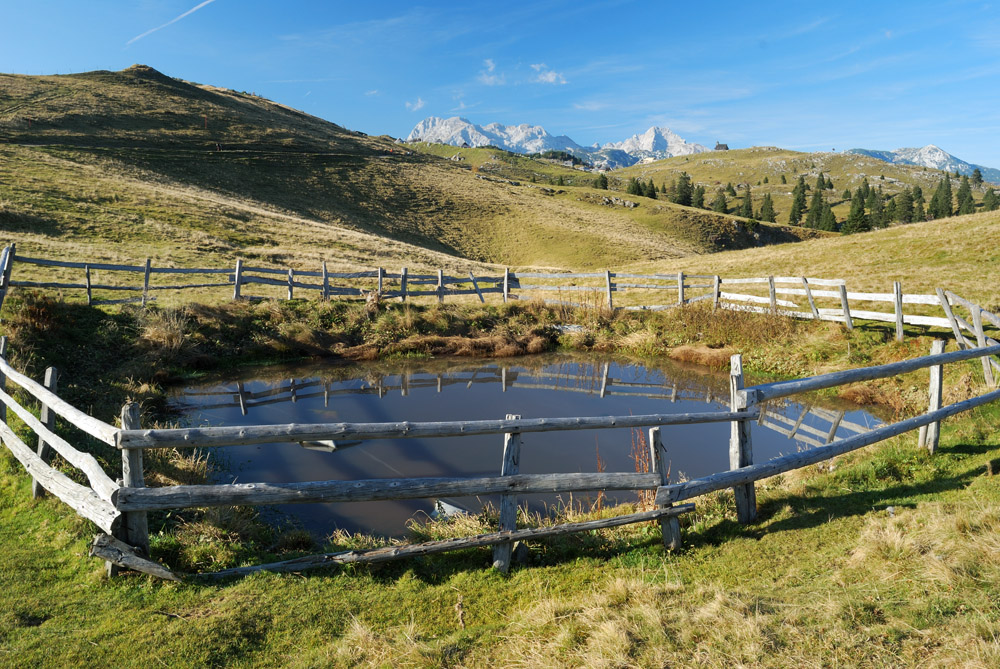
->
xmin=983 ymin=187 xmax=999 ymax=211
xmin=913 ymin=192 xmax=926 ymax=221
xmin=972 ymin=168 xmax=984 ymax=186
xmin=804 ymin=188 xmax=824 ymax=228
xmin=711 ymin=190 xmax=728 ymax=213
xmin=757 ymin=193 xmax=776 ymax=222
xmin=725 ymin=182 xmax=736 ymax=196
xmin=626 ymin=177 xmax=642 ymax=196
xmin=673 ymin=172 xmax=693 ymax=206
xmin=692 ymin=184 xmax=706 ymax=209
xmin=859 ymin=178 xmax=871 ymax=200
xmin=818 ymin=203 xmax=838 ymax=231
xmin=593 ymin=173 xmax=609 ymax=189
xmin=739 ymin=185 xmax=753 ymax=218
xmin=815 ymin=174 xmax=826 ymax=192
xmin=885 ymin=198 xmax=897 ymax=222
xmin=841 ymin=189 xmax=869 ymax=234
xmin=956 ymin=175 xmax=975 ymax=215
xmin=895 ymin=188 xmax=914 ymax=223
xmin=826 ymin=177 xmax=835 ymax=190
xmin=763 ymin=176 xmax=769 ymax=184
xmin=788 ymin=176 xmax=807 ymax=225
xmin=780 ymin=174 xmax=787 ymax=184
xmin=869 ymin=191 xmax=887 ymax=229
xmin=557 ymin=175 xmax=565 ymax=187
xmin=843 ymin=188 xmax=852 ymax=200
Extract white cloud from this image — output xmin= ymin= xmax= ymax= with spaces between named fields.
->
xmin=477 ymin=58 xmax=505 ymax=86
xmin=530 ymin=63 xmax=567 ymax=85
xmin=365 ymin=89 xmax=379 ymax=96
xmin=126 ymin=0 xmax=218 ymax=46
xmin=405 ymin=97 xmax=426 ymax=112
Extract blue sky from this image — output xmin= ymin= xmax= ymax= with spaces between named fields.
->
xmin=3 ymin=1 xmax=1000 ymax=166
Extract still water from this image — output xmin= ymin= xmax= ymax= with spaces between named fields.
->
xmin=169 ymin=354 xmax=882 ymax=537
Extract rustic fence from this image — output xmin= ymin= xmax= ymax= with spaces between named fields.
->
xmin=2 ymin=244 xmax=997 ymax=357
xmin=2 ymin=330 xmax=999 ymax=579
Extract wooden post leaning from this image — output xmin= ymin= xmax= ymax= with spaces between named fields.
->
xmin=972 ymin=306 xmax=996 ymax=387
xmin=918 ymin=339 xmax=946 ymax=453
xmin=120 ymin=403 xmax=150 ymax=558
xmin=801 ymin=277 xmax=819 ymax=319
xmin=893 ymin=281 xmax=904 ymax=342
xmin=838 ymin=284 xmax=853 ymax=331
xmin=31 ymin=367 xmax=59 ymax=499
xmin=493 ymin=414 xmax=522 ymax=573
xmin=729 ymin=354 xmax=757 ymax=524
xmin=649 ymin=427 xmax=681 ymax=550
xmin=936 ymin=288 xmax=965 ymax=349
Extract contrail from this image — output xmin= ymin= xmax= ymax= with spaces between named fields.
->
xmin=126 ymin=0 xmax=218 ymax=46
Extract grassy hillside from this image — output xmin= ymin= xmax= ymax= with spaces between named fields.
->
xmin=0 ymin=66 xmax=823 ymax=275
xmin=618 ymin=146 xmax=995 ymax=226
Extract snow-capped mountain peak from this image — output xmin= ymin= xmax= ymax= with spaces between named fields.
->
xmin=846 ymin=145 xmax=1000 ymax=183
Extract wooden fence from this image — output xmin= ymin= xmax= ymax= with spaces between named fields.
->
xmin=2 ymin=244 xmax=998 ymax=357
xmin=2 ymin=326 xmax=999 ymax=579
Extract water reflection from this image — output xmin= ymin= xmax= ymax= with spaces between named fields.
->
xmin=170 ymin=355 xmax=882 ymax=537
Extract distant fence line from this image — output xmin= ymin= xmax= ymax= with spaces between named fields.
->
xmin=2 ymin=243 xmax=999 ymax=353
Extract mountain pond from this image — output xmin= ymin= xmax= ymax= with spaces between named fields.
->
xmin=168 ymin=354 xmax=884 ymax=538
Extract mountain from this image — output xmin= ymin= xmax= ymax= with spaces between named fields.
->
xmin=407 ymin=117 xmax=710 ymax=168
xmin=846 ymin=145 xmax=1000 ymax=184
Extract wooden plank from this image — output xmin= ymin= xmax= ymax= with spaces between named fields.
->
xmin=937 ymin=288 xmax=965 ymax=349
xmin=511 ymin=272 xmax=605 ymax=280
xmin=659 ymin=386 xmax=1000 ymax=506
xmin=729 ymin=355 xmax=757 ymax=524
xmin=0 ymin=337 xmax=7 ymax=425
xmin=894 ymin=281 xmax=904 ymax=342
xmin=719 ymin=277 xmax=770 ymax=285
xmin=147 ymin=282 xmax=232 ymax=291
xmin=981 ymin=308 xmax=1000 ymax=330
xmin=468 ymin=272 xmax=485 ymax=303
xmin=750 ymin=343 xmax=1000 ymax=403
xmin=203 ymin=505 xmax=695 ymax=578
xmin=31 ymin=367 xmax=58 ymax=499
xmin=241 ymin=275 xmax=321 ymax=291
xmin=15 ymin=255 xmax=144 ymax=272
xmin=609 ymin=273 xmax=678 ymax=280
xmin=116 ymin=472 xmax=664 ymax=511
xmin=650 ymin=427 xmax=681 ymax=550
xmin=801 ymin=277 xmax=820 ymax=319
xmin=493 ymin=415 xmax=521 ymax=572
xmin=118 ymin=409 xmax=758 ymax=450
xmin=720 ymin=292 xmax=798 ymax=308
xmin=973 ymin=306 xmax=996 ymax=387
xmin=839 ymin=285 xmax=853 ymax=330
xmin=148 ymin=267 xmax=233 ymax=275
xmin=90 ymin=534 xmax=181 ymax=582
xmin=120 ymin=404 xmax=149 ymax=557
xmin=0 ymin=357 xmax=119 ymax=446
xmin=0 ymin=421 xmax=119 ymax=533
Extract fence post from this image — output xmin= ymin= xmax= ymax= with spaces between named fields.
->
xmin=493 ymin=413 xmax=522 ymax=573
xmin=287 ymin=269 xmax=294 ymax=300
xmin=729 ymin=354 xmax=757 ymax=524
xmin=141 ymin=258 xmax=151 ymax=307
xmin=918 ymin=339 xmax=946 ymax=453
xmin=503 ymin=268 xmax=510 ymax=304
xmin=972 ymin=306 xmax=996 ymax=387
xmin=120 ymin=403 xmax=150 ymax=558
xmin=0 ymin=336 xmax=7 ymax=425
xmin=713 ymin=275 xmax=721 ymax=310
xmin=377 ymin=267 xmax=384 ymax=295
xmin=233 ymin=259 xmax=243 ymax=300
xmin=893 ymin=281 xmax=904 ymax=342
xmin=85 ymin=265 xmax=93 ymax=305
xmin=605 ymin=270 xmax=614 ymax=310
xmin=0 ymin=242 xmax=16 ymax=314
xmin=801 ymin=277 xmax=819 ymax=319
xmin=400 ymin=267 xmax=408 ymax=302
xmin=321 ymin=261 xmax=329 ymax=300
xmin=31 ymin=367 xmax=59 ymax=499
xmin=677 ymin=271 xmax=685 ymax=306
xmin=838 ymin=284 xmax=853 ymax=331
xmin=768 ymin=276 xmax=776 ymax=315
xmin=649 ymin=427 xmax=681 ymax=550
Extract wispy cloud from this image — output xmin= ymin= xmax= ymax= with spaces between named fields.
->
xmin=530 ymin=63 xmax=567 ymax=85
xmin=477 ymin=59 xmax=505 ymax=85
xmin=406 ymin=97 xmax=426 ymax=112
xmin=126 ymin=0 xmax=218 ymax=46
xmin=365 ymin=89 xmax=379 ymax=96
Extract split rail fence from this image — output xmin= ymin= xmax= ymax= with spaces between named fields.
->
xmin=3 ymin=243 xmax=998 ymax=360
xmin=2 ymin=330 xmax=999 ymax=579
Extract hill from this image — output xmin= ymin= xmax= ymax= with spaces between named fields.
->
xmin=0 ymin=66 xmax=820 ymax=274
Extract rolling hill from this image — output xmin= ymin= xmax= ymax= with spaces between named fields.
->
xmin=0 ymin=65 xmax=824 ymax=276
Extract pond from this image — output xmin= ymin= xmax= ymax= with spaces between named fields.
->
xmin=169 ymin=354 xmax=883 ymax=538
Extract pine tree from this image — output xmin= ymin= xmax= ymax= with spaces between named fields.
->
xmin=643 ymin=179 xmax=656 ymax=199
xmin=593 ymin=173 xmax=609 ymax=189
xmin=626 ymin=177 xmax=642 ymax=196
xmin=725 ymin=182 xmax=736 ymax=196
xmin=972 ymin=168 xmax=984 ymax=186
xmin=763 ymin=176 xmax=769 ymax=184
xmin=788 ymin=176 xmax=807 ymax=225
xmin=692 ymin=184 xmax=706 ymax=209
xmin=885 ymin=198 xmax=897 ymax=222
xmin=826 ymin=177 xmax=835 ymax=190
xmin=914 ymin=192 xmax=926 ymax=221
xmin=956 ymin=175 xmax=975 ymax=215
xmin=557 ymin=175 xmax=565 ymax=187
xmin=673 ymin=172 xmax=693 ymax=206
xmin=804 ymin=188 xmax=824 ymax=228
xmin=757 ymin=193 xmax=776 ymax=222
xmin=928 ymin=177 xmax=953 ymax=219
xmin=780 ymin=174 xmax=787 ymax=184
xmin=711 ymin=190 xmax=728 ymax=213
xmin=739 ymin=185 xmax=753 ymax=218
xmin=895 ymin=188 xmax=914 ymax=223
xmin=869 ymin=191 xmax=887 ymax=229
xmin=818 ymin=203 xmax=838 ymax=231
xmin=841 ymin=189 xmax=869 ymax=234
xmin=983 ymin=187 xmax=999 ymax=211
xmin=843 ymin=188 xmax=852 ymax=200
xmin=815 ymin=174 xmax=826 ymax=192
xmin=859 ymin=178 xmax=871 ymax=200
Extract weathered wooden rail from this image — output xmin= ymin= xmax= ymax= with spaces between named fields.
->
xmin=2 ymin=327 xmax=999 ymax=580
